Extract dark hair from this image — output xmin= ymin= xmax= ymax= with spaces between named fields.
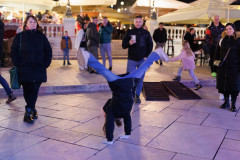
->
xmin=190 ymin=28 xmax=195 ymax=32
xmin=65 ymin=31 xmax=68 ymax=33
xmin=103 ymin=17 xmax=108 ymax=19
xmin=159 ymin=22 xmax=164 ymax=25
xmin=234 ymin=20 xmax=240 ymax=31
xmin=92 ymin=16 xmax=97 ymax=19
xmin=23 ymin=15 xmax=41 ymax=32
xmin=135 ymin=15 xmax=142 ymax=19
xmin=186 ymin=24 xmax=191 ymax=28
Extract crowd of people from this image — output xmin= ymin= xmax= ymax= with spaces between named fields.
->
xmin=0 ymin=12 xmax=240 ymax=144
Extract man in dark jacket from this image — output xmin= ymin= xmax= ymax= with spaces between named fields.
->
xmin=122 ymin=15 xmax=153 ymax=103
xmin=86 ymin=16 xmax=99 ymax=73
xmin=99 ymin=17 xmax=113 ymax=71
xmin=153 ymin=22 xmax=167 ymax=65
xmin=206 ymin=15 xmax=225 ymax=77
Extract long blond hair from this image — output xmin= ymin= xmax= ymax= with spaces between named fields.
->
xmin=182 ymin=40 xmax=193 ymax=56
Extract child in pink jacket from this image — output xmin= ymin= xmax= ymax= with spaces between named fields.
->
xmin=169 ymin=40 xmax=202 ymax=90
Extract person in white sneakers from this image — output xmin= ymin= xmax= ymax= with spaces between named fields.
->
xmin=75 ymin=23 xmax=88 ymax=70
xmin=82 ymin=47 xmax=169 ymax=145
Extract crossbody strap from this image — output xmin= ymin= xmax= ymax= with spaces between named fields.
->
xmin=222 ymin=47 xmax=231 ymax=63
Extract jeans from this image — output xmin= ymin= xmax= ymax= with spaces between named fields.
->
xmin=87 ymin=51 xmax=160 ymax=82
xmin=127 ymin=59 xmax=145 ymax=96
xmin=100 ymin=43 xmax=112 ymax=67
xmin=63 ymin=48 xmax=69 ymax=63
xmin=22 ymin=82 xmax=41 ymax=109
xmin=177 ymin=66 xmax=200 ymax=84
xmin=0 ymin=75 xmax=12 ymax=96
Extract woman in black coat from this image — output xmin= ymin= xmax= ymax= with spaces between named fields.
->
xmin=11 ymin=15 xmax=52 ymax=123
xmin=215 ymin=23 xmax=240 ymax=112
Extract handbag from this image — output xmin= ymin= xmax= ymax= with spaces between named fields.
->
xmin=9 ymin=33 xmax=21 ymax=89
xmin=213 ymin=48 xmax=231 ymax=67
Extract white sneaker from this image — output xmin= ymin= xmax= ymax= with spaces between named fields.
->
xmin=102 ymin=140 xmax=114 ymax=145
xmin=119 ymin=135 xmax=130 ymax=139
xmin=154 ymin=47 xmax=169 ymax=62
xmin=219 ymin=94 xmax=224 ymax=100
xmin=219 ymin=94 xmax=231 ymax=100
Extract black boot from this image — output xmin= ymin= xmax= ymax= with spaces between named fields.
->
xmin=32 ymin=108 xmax=38 ymax=119
xmin=230 ymin=96 xmax=237 ymax=112
xmin=23 ymin=108 xmax=34 ymax=124
xmin=109 ymin=66 xmax=112 ymax=71
xmin=173 ymin=76 xmax=181 ymax=81
xmin=220 ymin=96 xmax=230 ymax=109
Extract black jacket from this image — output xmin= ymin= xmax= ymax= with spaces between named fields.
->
xmin=184 ymin=32 xmax=198 ymax=52
xmin=0 ymin=20 xmax=4 ymax=59
xmin=86 ymin=22 xmax=99 ymax=47
xmin=122 ymin=27 xmax=153 ymax=61
xmin=11 ymin=30 xmax=52 ymax=83
xmin=153 ymin=28 xmax=167 ymax=43
xmin=206 ymin=22 xmax=225 ymax=47
xmin=215 ymin=36 xmax=240 ymax=92
xmin=103 ymin=77 xmax=139 ymax=118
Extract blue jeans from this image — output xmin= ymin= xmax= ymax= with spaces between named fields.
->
xmin=100 ymin=43 xmax=112 ymax=67
xmin=126 ymin=59 xmax=145 ymax=96
xmin=177 ymin=66 xmax=200 ymax=84
xmin=63 ymin=48 xmax=69 ymax=62
xmin=0 ymin=75 xmax=12 ymax=96
xmin=87 ymin=51 xmax=160 ymax=83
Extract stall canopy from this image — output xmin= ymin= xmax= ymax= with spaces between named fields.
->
xmin=157 ymin=0 xmax=240 ymax=24
xmin=129 ymin=0 xmax=189 ymax=15
xmin=0 ymin=0 xmax=117 ymax=11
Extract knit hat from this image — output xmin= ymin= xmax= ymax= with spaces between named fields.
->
xmin=233 ymin=20 xmax=240 ymax=31
xmin=225 ymin=23 xmax=235 ymax=30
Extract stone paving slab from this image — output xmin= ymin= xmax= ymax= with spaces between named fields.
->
xmin=226 ymin=130 xmax=240 ymax=141
xmin=4 ymin=139 xmax=98 ymax=160
xmin=172 ymin=153 xmax=211 ymax=160
xmin=221 ymin=138 xmax=240 ymax=152
xmin=89 ymin=141 xmax=176 ymax=160
xmin=202 ymin=114 xmax=240 ymax=131
xmin=0 ymin=115 xmax=60 ymax=133
xmin=75 ymin=135 xmax=108 ymax=150
xmin=30 ymin=126 xmax=89 ymax=144
xmin=214 ymin=149 xmax=240 ymax=160
xmin=176 ymin=116 xmax=206 ymax=125
xmin=147 ymin=122 xmax=227 ymax=159
xmin=0 ymin=129 xmax=46 ymax=159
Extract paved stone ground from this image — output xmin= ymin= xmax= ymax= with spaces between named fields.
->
xmin=0 ymin=87 xmax=240 ymax=160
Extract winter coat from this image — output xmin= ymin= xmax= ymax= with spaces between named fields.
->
xmin=215 ymin=36 xmax=240 ymax=92
xmin=103 ymin=76 xmax=139 ymax=118
xmin=184 ymin=32 xmax=199 ymax=52
xmin=0 ymin=20 xmax=4 ymax=59
xmin=11 ymin=30 xmax=52 ymax=83
xmin=99 ymin=22 xmax=113 ymax=44
xmin=86 ymin=22 xmax=99 ymax=47
xmin=122 ymin=27 xmax=153 ymax=61
xmin=206 ymin=22 xmax=225 ymax=47
xmin=169 ymin=50 xmax=196 ymax=70
xmin=60 ymin=36 xmax=72 ymax=50
xmin=153 ymin=28 xmax=167 ymax=43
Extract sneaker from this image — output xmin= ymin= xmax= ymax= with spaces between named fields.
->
xmin=195 ymin=84 xmax=202 ymax=90
xmin=102 ymin=140 xmax=114 ymax=145
xmin=219 ymin=94 xmax=224 ymax=100
xmin=211 ymin=72 xmax=217 ymax=77
xmin=6 ymin=93 xmax=17 ymax=104
xmin=135 ymin=95 xmax=141 ymax=104
xmin=173 ymin=76 xmax=181 ymax=81
xmin=154 ymin=47 xmax=169 ymax=62
xmin=119 ymin=135 xmax=130 ymax=139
